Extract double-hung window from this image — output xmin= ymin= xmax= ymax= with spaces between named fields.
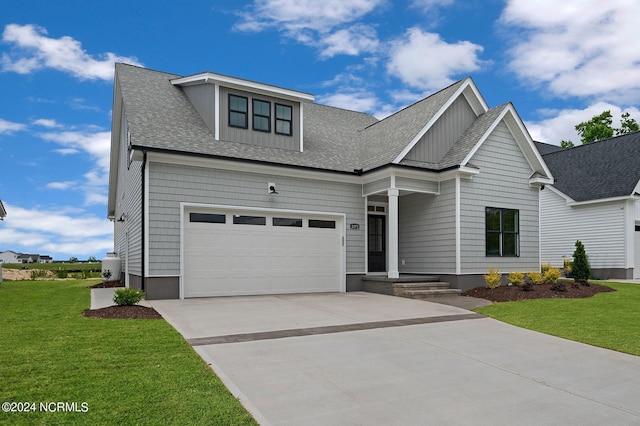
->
xmin=253 ymin=99 xmax=271 ymax=132
xmin=486 ymin=207 xmax=519 ymax=256
xmin=275 ymin=103 xmax=293 ymax=136
xmin=229 ymin=94 xmax=248 ymax=128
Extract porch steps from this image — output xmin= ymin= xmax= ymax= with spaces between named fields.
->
xmin=392 ymin=282 xmax=462 ymax=299
xmin=361 ymin=275 xmax=462 ymax=300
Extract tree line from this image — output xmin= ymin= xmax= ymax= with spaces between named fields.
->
xmin=561 ymin=110 xmax=639 ymax=148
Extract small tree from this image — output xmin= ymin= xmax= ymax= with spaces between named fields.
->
xmin=572 ymin=240 xmax=590 ymax=284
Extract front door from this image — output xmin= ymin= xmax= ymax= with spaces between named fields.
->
xmin=368 ymin=215 xmax=386 ymax=272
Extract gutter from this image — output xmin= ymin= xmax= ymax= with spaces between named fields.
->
xmin=141 ymin=150 xmax=147 ymax=292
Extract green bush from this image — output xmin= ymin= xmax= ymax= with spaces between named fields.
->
xmin=113 ymin=288 xmax=145 ymax=306
xmin=29 ymin=269 xmax=49 ymax=280
xmin=56 ymin=269 xmax=68 ymax=279
xmin=484 ymin=267 xmax=502 ymax=289
xmin=572 ymin=240 xmax=591 ymax=283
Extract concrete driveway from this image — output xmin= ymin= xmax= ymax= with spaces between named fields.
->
xmin=149 ymin=292 xmax=640 ymax=425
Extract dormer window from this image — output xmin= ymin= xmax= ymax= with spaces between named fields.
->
xmin=252 ymin=99 xmax=271 ymax=132
xmin=275 ymin=103 xmax=293 ymax=136
xmin=229 ymin=94 xmax=248 ymax=128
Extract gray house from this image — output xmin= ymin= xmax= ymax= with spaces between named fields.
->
xmin=108 ymin=64 xmax=553 ymax=299
xmin=537 ymin=133 xmax=640 ymax=279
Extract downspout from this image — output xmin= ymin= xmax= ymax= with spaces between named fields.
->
xmin=141 ymin=150 xmax=147 ymax=292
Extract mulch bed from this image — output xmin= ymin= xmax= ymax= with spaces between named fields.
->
xmin=89 ymin=281 xmax=125 ymax=288
xmin=463 ymin=281 xmax=615 ymax=303
xmin=82 ymin=305 xmax=163 ymax=319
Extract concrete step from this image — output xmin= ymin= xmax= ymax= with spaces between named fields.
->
xmin=396 ymin=288 xmax=463 ymax=299
xmin=393 ymin=282 xmax=451 ymax=290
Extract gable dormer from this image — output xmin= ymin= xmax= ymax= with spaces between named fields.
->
xmin=171 ymin=72 xmax=314 ymax=152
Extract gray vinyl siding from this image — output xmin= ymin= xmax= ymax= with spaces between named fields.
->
xmin=405 ymin=96 xmax=476 ymax=163
xmin=363 ymin=178 xmax=391 ymax=196
xmin=113 ymin=107 xmax=143 ymax=276
xmin=395 ymin=177 xmax=439 ymax=194
xmin=540 ymin=189 xmax=627 ymax=269
xmin=183 ymin=84 xmax=216 ymax=135
xmin=219 ymin=86 xmax=300 ymax=150
xmin=147 ymin=161 xmax=365 ymax=275
xmin=459 ymin=122 xmax=540 ymax=272
xmin=398 ymin=180 xmax=457 ymax=273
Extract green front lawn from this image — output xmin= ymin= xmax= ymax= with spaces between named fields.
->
xmin=475 ymin=281 xmax=640 ymax=356
xmin=0 ymin=280 xmax=256 ymax=425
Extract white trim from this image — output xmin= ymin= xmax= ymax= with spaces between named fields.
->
xmin=299 ymin=103 xmax=304 ymax=152
xmin=179 ymin=202 xmax=347 ymax=299
xmin=144 ymin=155 xmax=150 ymax=278
xmin=214 ymin=84 xmax=220 ymax=140
xmin=364 ymin=196 xmax=369 ymax=274
xmin=455 ymin=175 xmax=461 ymax=275
xmin=392 ymin=78 xmax=488 ymax=164
xmin=387 ymin=188 xmax=400 ymax=279
xmin=460 ymin=108 xmax=506 ymax=167
xmin=171 ymin=72 xmax=315 ymax=103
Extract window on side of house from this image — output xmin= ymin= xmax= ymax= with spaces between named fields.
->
xmin=252 ymin=99 xmax=271 ymax=132
xmin=229 ymin=94 xmax=248 ymax=129
xmin=486 ymin=207 xmax=519 ymax=257
xmin=275 ymin=103 xmax=293 ymax=136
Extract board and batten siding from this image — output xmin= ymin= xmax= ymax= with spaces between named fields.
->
xmin=113 ymin=107 xmax=143 ymax=276
xmin=405 ymin=96 xmax=476 ymax=163
xmin=459 ymin=121 xmax=540 ymax=272
xmin=398 ymin=180 xmax=457 ymax=273
xmin=540 ymin=189 xmax=627 ymax=269
xmin=218 ymin=86 xmax=300 ymax=150
xmin=147 ymin=161 xmax=365 ymax=276
xmin=182 ymin=84 xmax=217 ymax=135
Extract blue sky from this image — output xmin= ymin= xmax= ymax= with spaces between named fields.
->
xmin=1 ymin=0 xmax=639 ymax=260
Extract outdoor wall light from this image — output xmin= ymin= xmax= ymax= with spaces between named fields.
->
xmin=268 ymin=183 xmax=278 ymax=195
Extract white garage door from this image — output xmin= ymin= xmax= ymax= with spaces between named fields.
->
xmin=183 ymin=207 xmax=344 ymax=297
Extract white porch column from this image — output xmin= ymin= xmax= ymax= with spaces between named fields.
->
xmin=387 ymin=189 xmax=400 ymax=279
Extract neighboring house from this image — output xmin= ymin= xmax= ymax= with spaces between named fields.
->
xmin=0 ymin=250 xmax=20 ymax=264
xmin=17 ymin=254 xmax=40 ymax=264
xmin=39 ymin=255 xmax=53 ymax=264
xmin=537 ymin=133 xmax=640 ymax=279
xmin=108 ymin=63 xmax=553 ymax=299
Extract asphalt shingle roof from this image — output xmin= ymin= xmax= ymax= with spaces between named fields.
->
xmin=115 ymin=64 xmax=508 ymax=174
xmin=540 ymin=132 xmax=640 ymax=201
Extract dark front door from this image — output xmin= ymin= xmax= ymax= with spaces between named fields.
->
xmin=368 ymin=215 xmax=386 ymax=272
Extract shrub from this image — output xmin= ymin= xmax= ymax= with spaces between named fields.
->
xmin=563 ymin=258 xmax=573 ymax=276
xmin=572 ymin=240 xmax=591 ymax=283
xmin=113 ymin=288 xmax=145 ymax=306
xmin=102 ymin=270 xmax=112 ymax=281
xmin=541 ymin=263 xmax=553 ymax=275
xmin=543 ymin=267 xmax=561 ymax=284
xmin=56 ymin=269 xmax=68 ymax=279
xmin=30 ymin=269 xmax=49 ymax=280
xmin=551 ymin=282 xmax=567 ymax=292
xmin=484 ymin=267 xmax=502 ymax=289
xmin=522 ymin=281 xmax=534 ymax=291
xmin=526 ymin=271 xmax=543 ymax=285
xmin=508 ymin=271 xmax=524 ymax=286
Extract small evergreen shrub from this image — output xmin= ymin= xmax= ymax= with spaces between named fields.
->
xmin=113 ymin=288 xmax=145 ymax=306
xmin=572 ymin=240 xmax=591 ymax=283
xmin=508 ymin=271 xmax=524 ymax=286
xmin=484 ymin=267 xmax=502 ymax=289
xmin=526 ymin=271 xmax=543 ymax=285
xmin=542 ymin=267 xmax=561 ymax=284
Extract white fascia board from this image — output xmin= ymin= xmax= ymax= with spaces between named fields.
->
xmin=529 ymin=176 xmax=554 ymax=186
xmin=392 ymin=78 xmax=487 ymax=164
xmin=171 ymin=72 xmax=315 ymax=103
xmin=567 ymin=195 xmax=638 ymax=207
xmin=633 ymin=178 xmax=640 ymax=196
xmin=108 ymin=84 xmax=123 ymax=217
xmin=546 ymin=185 xmax=575 ymax=204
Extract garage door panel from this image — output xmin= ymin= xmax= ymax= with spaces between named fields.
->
xmin=184 ymin=209 xmax=342 ymax=297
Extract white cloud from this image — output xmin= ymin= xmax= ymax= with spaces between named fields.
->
xmin=525 ymin=102 xmax=640 ymax=145
xmin=235 ymin=0 xmax=383 ymax=56
xmin=0 ymin=118 xmax=26 ymax=134
xmin=410 ymin=0 xmax=454 ymax=12
xmin=386 ymin=27 xmax=484 ymax=91
xmin=36 ymin=128 xmax=110 ymax=205
xmin=316 ymin=91 xmax=380 ymax=113
xmin=32 ymin=118 xmax=63 ymax=128
xmin=1 ymin=24 xmax=142 ymax=81
xmin=501 ymin=1 xmax=640 ymax=102
xmin=319 ymin=25 xmax=379 ymax=58
xmin=46 ymin=181 xmax=76 ymax=190
xmin=0 ymin=202 xmax=113 ymax=258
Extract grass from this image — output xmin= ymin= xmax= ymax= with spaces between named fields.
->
xmin=0 ymin=279 xmax=256 ymax=425
xmin=475 ymin=281 xmax=640 ymax=356
xmin=2 ymin=262 xmax=100 ymax=272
